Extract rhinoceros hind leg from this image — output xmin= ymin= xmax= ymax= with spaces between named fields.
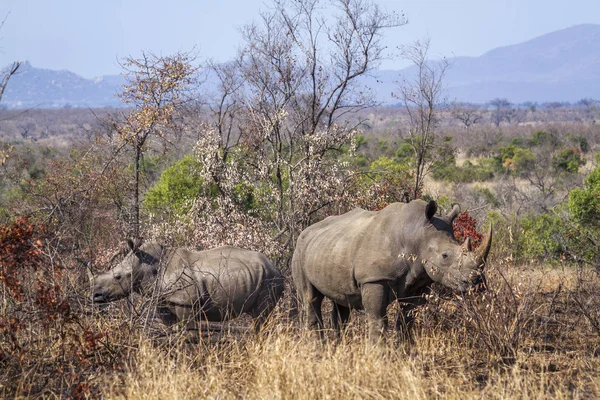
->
xmin=157 ymin=304 xmax=198 ymax=331
xmin=331 ymin=303 xmax=351 ymax=338
xmin=157 ymin=306 xmax=179 ymax=326
xmin=304 ymin=285 xmax=325 ymax=340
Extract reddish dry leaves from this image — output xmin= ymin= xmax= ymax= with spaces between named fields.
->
xmin=0 ymin=216 xmax=46 ymax=301
xmin=453 ymin=211 xmax=483 ymax=248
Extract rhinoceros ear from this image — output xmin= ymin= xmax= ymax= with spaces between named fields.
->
xmin=447 ymin=203 xmax=461 ymax=223
xmin=127 ymin=238 xmax=143 ymax=254
xmin=425 ymin=200 xmax=437 ymax=222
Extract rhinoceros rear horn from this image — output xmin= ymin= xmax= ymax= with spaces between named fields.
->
xmin=447 ymin=203 xmax=461 ymax=222
xmin=475 ymin=224 xmax=493 ymax=267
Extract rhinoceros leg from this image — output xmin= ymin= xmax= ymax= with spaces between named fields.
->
xmin=306 ymin=287 xmax=325 ymax=340
xmin=156 ymin=303 xmax=198 ymax=331
xmin=293 ymin=266 xmax=325 ymax=339
xmin=331 ymin=303 xmax=350 ymax=338
xmin=157 ymin=305 xmax=179 ymax=326
xmin=395 ymin=293 xmax=427 ymax=342
xmin=249 ymin=282 xmax=284 ymax=333
xmin=361 ymin=281 xmax=390 ymax=345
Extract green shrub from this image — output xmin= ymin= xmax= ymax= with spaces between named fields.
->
xmin=431 ymin=158 xmax=495 ymax=183
xmin=394 ymin=141 xmax=413 ymax=164
xmin=528 ymin=130 xmax=560 ymax=148
xmin=553 ymin=147 xmax=584 ymax=173
xmin=517 ymin=212 xmax=565 ymax=261
xmin=568 ymin=165 xmax=600 ymax=226
xmin=144 ymin=155 xmax=204 ymax=216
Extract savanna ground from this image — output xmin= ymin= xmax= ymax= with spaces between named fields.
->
xmin=2 ymin=212 xmax=600 ymax=399
xmin=98 ymin=263 xmax=600 ymax=400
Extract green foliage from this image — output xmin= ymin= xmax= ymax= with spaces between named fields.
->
xmin=354 ymin=134 xmax=368 ymax=150
xmin=494 ymin=143 xmax=522 ymax=170
xmin=568 ymin=165 xmax=600 ymax=226
xmin=552 ymin=147 xmax=584 ymax=173
xmin=495 ymin=145 xmax=536 ymax=175
xmin=232 ymin=181 xmax=258 ymax=213
xmin=370 ymin=155 xmax=409 ymax=175
xmin=144 ymin=155 xmax=204 ymax=216
xmin=528 ymin=130 xmax=560 ymax=149
xmin=511 ymin=148 xmax=537 ymax=172
xmin=348 ymin=156 xmax=413 ymax=209
xmin=431 ymin=158 xmax=495 ymax=183
xmin=517 ymin=212 xmax=565 ymax=261
xmin=395 ymin=141 xmax=414 ymax=163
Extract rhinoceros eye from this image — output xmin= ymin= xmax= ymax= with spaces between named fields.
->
xmin=441 ymin=253 xmax=449 ymax=260
xmin=114 ymin=274 xmax=122 ymax=281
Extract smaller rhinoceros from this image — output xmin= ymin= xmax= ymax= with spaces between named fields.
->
xmin=92 ymin=239 xmax=284 ymax=331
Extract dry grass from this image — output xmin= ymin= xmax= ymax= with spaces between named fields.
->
xmin=3 ymin=261 xmax=600 ymax=399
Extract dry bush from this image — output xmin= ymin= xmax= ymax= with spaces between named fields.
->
xmin=95 ymin=261 xmax=600 ymax=399
xmin=0 ymin=217 xmax=121 ymax=398
xmin=3 ymin=230 xmax=600 ymax=399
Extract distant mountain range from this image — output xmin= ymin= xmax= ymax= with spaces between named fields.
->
xmin=368 ymin=24 xmax=600 ymax=104
xmin=2 ymin=23 xmax=599 ymax=109
xmin=1 ymin=61 xmax=125 ymax=109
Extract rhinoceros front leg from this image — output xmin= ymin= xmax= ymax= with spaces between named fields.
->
xmin=249 ymin=284 xmax=283 ymax=333
xmin=395 ymin=292 xmax=427 ymax=342
xmin=156 ymin=303 xmax=198 ymax=331
xmin=361 ymin=281 xmax=390 ymax=345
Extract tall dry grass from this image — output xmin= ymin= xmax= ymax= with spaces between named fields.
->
xmin=3 ymin=260 xmax=600 ymax=399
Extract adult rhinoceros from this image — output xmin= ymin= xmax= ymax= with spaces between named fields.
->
xmin=92 ymin=240 xmax=284 ymax=331
xmin=292 ymin=199 xmax=492 ymax=343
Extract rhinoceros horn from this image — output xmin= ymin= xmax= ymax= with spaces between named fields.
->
xmin=462 ymin=237 xmax=472 ymax=252
xmin=475 ymin=224 xmax=493 ymax=267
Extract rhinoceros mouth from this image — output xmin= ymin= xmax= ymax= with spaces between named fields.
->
xmin=92 ymin=293 xmax=110 ymax=303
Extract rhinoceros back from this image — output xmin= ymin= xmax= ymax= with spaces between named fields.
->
xmin=162 ymin=246 xmax=282 ymax=320
xmin=292 ymin=202 xmax=422 ymax=305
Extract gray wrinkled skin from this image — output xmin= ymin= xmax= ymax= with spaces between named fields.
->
xmin=292 ymin=199 xmax=492 ymax=343
xmin=92 ymin=241 xmax=284 ymax=331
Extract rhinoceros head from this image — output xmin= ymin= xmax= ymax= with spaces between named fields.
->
xmin=420 ymin=201 xmax=492 ymax=292
xmin=92 ymin=239 xmax=161 ymax=303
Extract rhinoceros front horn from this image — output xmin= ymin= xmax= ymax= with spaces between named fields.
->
xmin=475 ymin=224 xmax=493 ymax=268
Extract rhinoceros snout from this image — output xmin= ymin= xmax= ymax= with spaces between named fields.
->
xmin=91 ymin=280 xmax=113 ymax=303
xmin=91 ymin=287 xmax=109 ymax=303
xmin=92 ymin=293 xmax=105 ymax=303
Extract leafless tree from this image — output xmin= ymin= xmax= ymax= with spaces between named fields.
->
xmin=394 ymin=38 xmax=451 ymax=200
xmin=451 ymin=102 xmax=483 ymax=130
xmin=490 ymin=98 xmax=515 ymax=127
xmin=0 ymin=13 xmax=19 ymax=104
xmin=17 ymin=122 xmax=35 ymax=140
xmin=189 ymin=0 xmax=405 ymax=263
xmin=111 ymin=51 xmax=197 ymax=239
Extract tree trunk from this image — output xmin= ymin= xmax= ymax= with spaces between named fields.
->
xmin=133 ymin=142 xmax=141 ymax=240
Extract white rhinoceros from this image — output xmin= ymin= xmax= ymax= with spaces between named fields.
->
xmin=92 ymin=240 xmax=284 ymax=331
xmin=292 ymin=199 xmax=492 ymax=343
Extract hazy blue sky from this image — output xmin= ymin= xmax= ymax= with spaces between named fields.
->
xmin=1 ymin=0 xmax=599 ymax=78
